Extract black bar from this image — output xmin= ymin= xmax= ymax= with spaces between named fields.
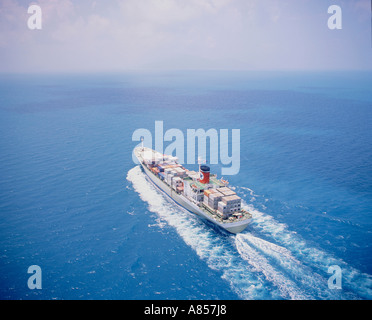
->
xmin=1 ymin=300 xmax=370 ymax=318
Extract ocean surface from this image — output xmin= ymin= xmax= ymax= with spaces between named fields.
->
xmin=0 ymin=71 xmax=371 ymax=300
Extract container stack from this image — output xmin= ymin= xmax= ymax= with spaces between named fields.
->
xmin=164 ymin=168 xmax=173 ymax=175
xmin=188 ymin=170 xmax=200 ymax=180
xmin=203 ymin=188 xmax=215 ymax=206
xmin=217 ymin=202 xmax=228 ymax=217
xmin=208 ymin=191 xmax=224 ymax=210
xmin=172 ymin=177 xmax=183 ymax=189
xmin=166 ymin=171 xmax=175 ymax=185
xmin=173 ymin=167 xmax=186 ymax=177
xmin=203 ymin=186 xmax=242 ymax=219
xmin=151 ymin=167 xmax=160 ymax=174
xmin=217 ymin=195 xmax=241 ymax=216
xmin=217 ymin=187 xmax=236 ymax=197
xmin=159 ymin=163 xmax=181 ymax=171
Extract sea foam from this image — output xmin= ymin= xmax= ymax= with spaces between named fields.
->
xmin=127 ymin=166 xmax=372 ymax=300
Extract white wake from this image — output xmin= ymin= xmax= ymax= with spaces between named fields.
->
xmin=127 ymin=166 xmax=372 ymax=300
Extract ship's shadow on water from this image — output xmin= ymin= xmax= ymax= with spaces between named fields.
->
xmin=127 ymin=166 xmax=372 ymax=300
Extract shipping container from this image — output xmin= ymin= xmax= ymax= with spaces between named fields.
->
xmin=208 ymin=192 xmax=223 ymax=209
xmin=217 ymin=187 xmax=236 ymax=196
xmin=203 ymin=189 xmax=216 ymax=197
xmin=221 ymin=195 xmax=241 ymax=204
xmin=152 ymin=167 xmax=160 ymax=174
xmin=209 ymin=191 xmax=223 ymax=200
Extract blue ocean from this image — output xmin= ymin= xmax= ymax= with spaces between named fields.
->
xmin=0 ymin=71 xmax=371 ymax=300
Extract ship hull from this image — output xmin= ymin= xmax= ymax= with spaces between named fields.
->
xmin=135 ymin=148 xmax=251 ymax=234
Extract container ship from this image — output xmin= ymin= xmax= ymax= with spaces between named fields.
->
xmin=134 ymin=146 xmax=252 ymax=234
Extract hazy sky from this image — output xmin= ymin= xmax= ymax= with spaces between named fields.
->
xmin=0 ymin=0 xmax=371 ymax=72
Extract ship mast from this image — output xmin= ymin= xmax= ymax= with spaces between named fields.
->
xmin=198 ymin=156 xmax=206 ymax=169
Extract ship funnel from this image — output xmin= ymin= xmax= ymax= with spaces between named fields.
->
xmin=199 ymin=165 xmax=210 ymax=184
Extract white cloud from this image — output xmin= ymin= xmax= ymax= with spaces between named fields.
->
xmin=0 ymin=0 xmax=371 ymax=72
